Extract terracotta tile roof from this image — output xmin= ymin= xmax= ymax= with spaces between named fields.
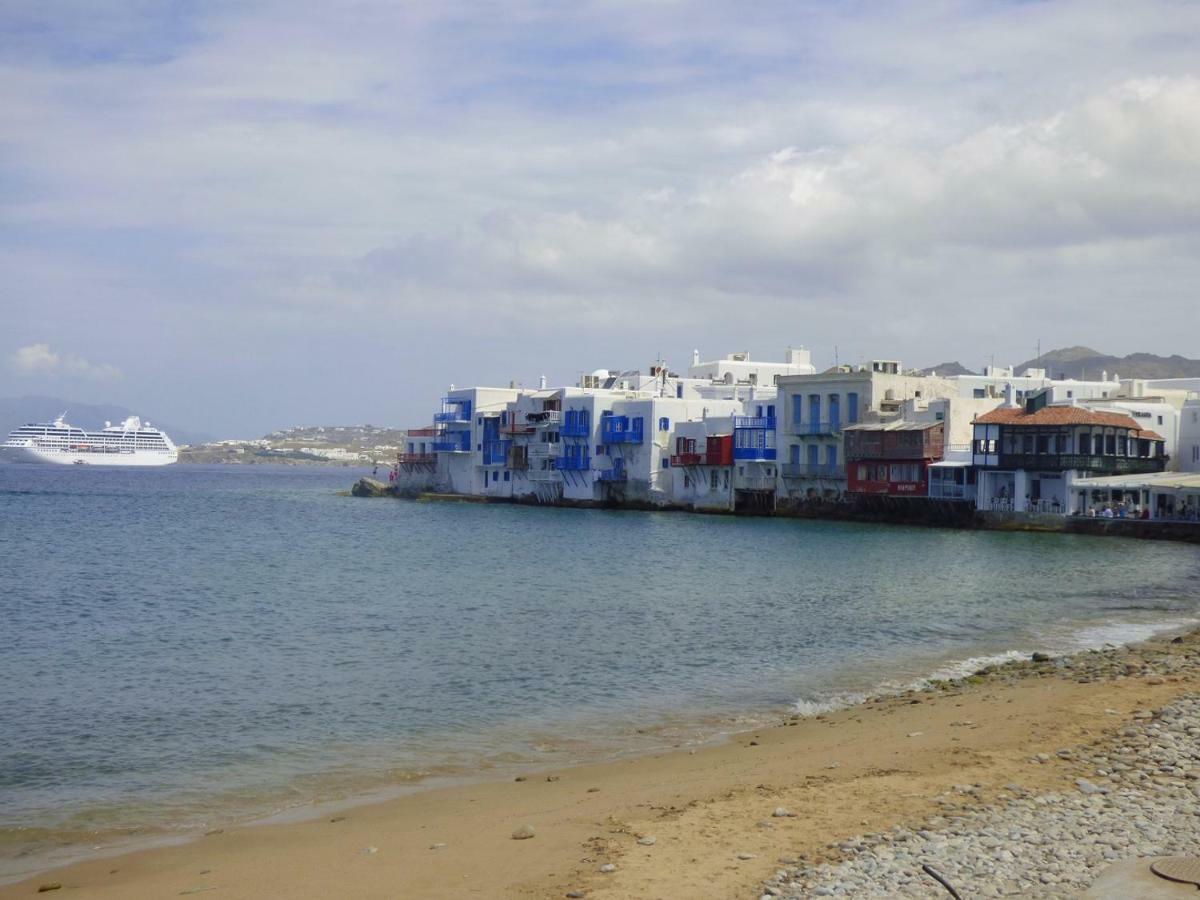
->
xmin=1137 ymin=429 xmax=1165 ymax=441
xmin=975 ymin=406 xmax=1144 ymax=430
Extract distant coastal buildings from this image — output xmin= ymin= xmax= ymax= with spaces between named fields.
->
xmin=389 ymin=348 xmax=1200 ymax=529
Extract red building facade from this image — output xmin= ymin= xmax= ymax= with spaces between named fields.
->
xmin=845 ymin=421 xmax=944 ymax=497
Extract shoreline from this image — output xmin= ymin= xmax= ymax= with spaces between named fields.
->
xmin=356 ymin=479 xmax=1200 ymax=544
xmin=3 ymin=627 xmax=1199 ymax=898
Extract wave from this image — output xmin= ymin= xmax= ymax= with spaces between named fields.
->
xmin=790 ymin=615 xmax=1199 ymax=718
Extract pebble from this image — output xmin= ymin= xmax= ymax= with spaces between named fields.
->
xmin=511 ymin=825 xmax=536 ymax=840
xmin=763 ymin=640 xmax=1200 ymax=900
xmin=738 ymin=852 xmax=757 ymax=860
xmin=637 ymin=836 xmax=657 ymax=846
xmin=429 ymin=842 xmax=446 ymax=850
xmin=773 ymin=807 xmax=797 ymax=818
xmin=599 ymin=863 xmax=616 ymax=873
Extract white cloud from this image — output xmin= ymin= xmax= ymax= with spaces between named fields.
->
xmin=8 ymin=344 xmax=123 ymax=381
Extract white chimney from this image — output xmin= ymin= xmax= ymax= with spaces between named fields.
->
xmin=692 ymin=349 xmax=700 ymax=366
xmin=1003 ymin=383 xmax=1017 ymax=408
xmin=539 ymin=374 xmax=547 ymax=390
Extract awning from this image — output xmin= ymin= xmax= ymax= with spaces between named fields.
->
xmin=1070 ymin=472 xmax=1200 ymax=491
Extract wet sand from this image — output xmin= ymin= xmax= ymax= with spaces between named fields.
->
xmin=2 ymin=630 xmax=1196 ymax=899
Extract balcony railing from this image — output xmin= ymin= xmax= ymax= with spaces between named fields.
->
xmin=733 ymin=416 xmax=777 ymax=430
xmin=560 ymin=419 xmax=591 ymax=437
xmin=405 ymin=427 xmax=439 ymax=438
xmin=501 ymin=422 xmax=536 ymax=435
xmin=556 ymin=454 xmax=591 ymax=471
xmin=671 ymin=452 xmax=722 ymax=466
xmin=781 ymin=463 xmax=846 ymax=479
xmin=929 ymin=483 xmax=967 ymax=500
xmin=482 ymin=439 xmax=512 ymax=465
xmin=792 ymin=420 xmax=842 ymax=435
xmin=846 ymin=445 xmax=939 ymax=461
xmin=434 ymin=398 xmax=471 ymax=424
xmin=600 ymin=416 xmax=644 ymax=444
xmin=989 ymin=454 xmax=1163 ymax=475
xmin=732 ymin=446 xmax=777 ymax=461
xmin=597 ymin=467 xmax=627 ymax=482
xmin=526 ymin=410 xmax=561 ymax=427
xmin=432 ymin=434 xmax=470 ymax=453
xmin=396 ymin=452 xmax=437 ymax=466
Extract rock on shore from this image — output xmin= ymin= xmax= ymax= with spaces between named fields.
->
xmin=350 ymin=478 xmax=392 ymax=498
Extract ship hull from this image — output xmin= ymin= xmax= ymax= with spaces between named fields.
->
xmin=1 ymin=446 xmax=177 ymax=466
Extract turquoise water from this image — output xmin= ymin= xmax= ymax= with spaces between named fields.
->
xmin=1 ymin=462 xmax=1198 ymax=878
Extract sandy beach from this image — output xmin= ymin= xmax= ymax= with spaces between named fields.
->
xmin=3 ymin=629 xmax=1197 ymax=899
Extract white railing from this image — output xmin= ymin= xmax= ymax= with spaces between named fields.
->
xmin=929 ymin=484 xmax=966 ymax=500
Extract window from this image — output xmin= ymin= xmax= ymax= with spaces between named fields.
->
xmin=756 ymin=405 xmax=763 ymax=417
xmin=973 ymin=389 xmax=986 ymax=399
xmin=503 ymin=471 xmax=510 ymax=482
xmin=711 ymin=470 xmax=719 ymax=489
xmin=1080 ymin=433 xmax=1092 ymax=454
xmin=659 ymin=417 xmax=670 ymax=431
xmin=1193 ymin=445 xmax=1199 ymax=463
xmin=683 ymin=474 xmax=691 ymax=488
xmin=1067 ymin=390 xmax=1074 ymax=399
xmin=662 ymin=458 xmax=669 ymax=468
xmin=792 ymin=395 xmax=803 ymax=425
xmin=1158 ymin=416 xmax=1163 ymax=425
xmin=847 ymin=393 xmax=859 ymax=423
xmin=826 ymin=445 xmax=837 ymax=468
xmin=596 ymin=445 xmax=604 ymax=455
xmin=857 ymin=464 xmax=868 ymax=481
xmin=767 ymin=404 xmax=775 ymax=418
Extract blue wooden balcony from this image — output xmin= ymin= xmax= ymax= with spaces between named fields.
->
xmin=732 ymin=416 xmax=776 ymax=430
xmin=556 ymin=453 xmax=591 ymax=471
xmin=597 ymin=460 xmax=626 ymax=482
xmin=432 ymin=433 xmax=470 ymax=453
xmin=482 ymin=439 xmax=511 ymax=465
xmin=434 ymin=397 xmax=472 ymax=424
xmin=733 ymin=416 xmax=777 ymax=460
xmin=600 ymin=415 xmax=643 ymax=444
xmin=560 ymin=410 xmax=591 ymax=437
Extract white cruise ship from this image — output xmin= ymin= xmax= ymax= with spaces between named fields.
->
xmin=2 ymin=415 xmax=178 ymax=466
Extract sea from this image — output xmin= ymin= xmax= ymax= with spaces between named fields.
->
xmin=2 ymin=462 xmax=1199 ymax=881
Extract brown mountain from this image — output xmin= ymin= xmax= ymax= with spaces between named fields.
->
xmin=917 ymin=361 xmax=977 ymax=376
xmin=1014 ymin=347 xmax=1200 ymax=380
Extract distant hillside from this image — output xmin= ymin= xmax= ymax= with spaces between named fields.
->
xmin=1013 ymin=347 xmax=1200 ymax=381
xmin=0 ymin=395 xmax=212 ymax=446
xmin=918 ymin=361 xmax=977 ymax=377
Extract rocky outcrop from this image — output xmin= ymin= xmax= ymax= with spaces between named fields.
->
xmin=350 ymin=478 xmax=393 ymax=498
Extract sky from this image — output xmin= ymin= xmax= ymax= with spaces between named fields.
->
xmin=2 ymin=0 xmax=1199 ymax=436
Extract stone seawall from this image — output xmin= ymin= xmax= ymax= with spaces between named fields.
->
xmin=350 ymin=479 xmax=1200 ymax=543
